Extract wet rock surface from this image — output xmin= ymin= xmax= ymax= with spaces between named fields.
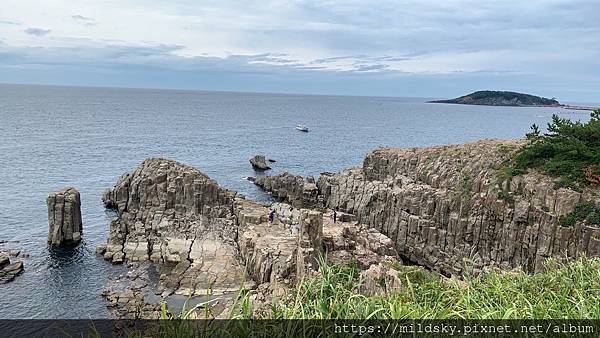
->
xmin=47 ymin=187 xmax=83 ymax=246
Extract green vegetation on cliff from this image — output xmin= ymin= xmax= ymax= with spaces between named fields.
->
xmin=502 ymin=109 xmax=600 ymax=190
xmin=431 ymin=90 xmax=560 ymax=106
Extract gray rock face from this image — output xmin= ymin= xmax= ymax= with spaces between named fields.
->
xmin=47 ymin=187 xmax=82 ymax=246
xmin=359 ymin=263 xmax=403 ymax=297
xmin=99 ymin=158 xmax=400 ymax=318
xmin=317 ymin=140 xmax=600 ymax=276
xmin=251 ymin=140 xmax=600 ymax=276
xmin=253 ymin=172 xmax=321 ymax=209
xmin=100 ymin=158 xmax=237 ymax=264
xmin=296 ymin=210 xmax=324 ymax=279
xmin=250 ymin=155 xmax=271 ymax=170
xmin=0 ymin=253 xmax=9 ymax=268
xmin=0 ymin=253 xmax=23 ymax=284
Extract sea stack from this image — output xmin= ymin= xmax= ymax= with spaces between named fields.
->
xmin=47 ymin=187 xmax=83 ymax=246
xmin=250 ymin=155 xmax=271 ymax=170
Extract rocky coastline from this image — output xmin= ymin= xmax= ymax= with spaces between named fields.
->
xmin=97 ymin=158 xmax=399 ymax=318
xmin=96 ymin=139 xmax=600 ymax=318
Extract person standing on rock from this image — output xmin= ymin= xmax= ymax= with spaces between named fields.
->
xmin=333 ymin=208 xmax=338 ymax=223
xmin=268 ymin=209 xmax=275 ymax=225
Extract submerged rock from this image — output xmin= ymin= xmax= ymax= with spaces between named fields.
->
xmin=250 ymin=155 xmax=271 ymax=170
xmin=47 ymin=187 xmax=82 ymax=246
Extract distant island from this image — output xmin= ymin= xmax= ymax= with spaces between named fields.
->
xmin=429 ymin=90 xmax=560 ymax=107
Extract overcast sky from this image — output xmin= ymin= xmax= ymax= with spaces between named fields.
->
xmin=1 ymin=0 xmax=599 ymax=102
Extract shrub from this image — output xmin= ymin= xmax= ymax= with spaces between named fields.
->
xmin=559 ymin=202 xmax=600 ymax=227
xmin=503 ymin=109 xmax=600 ymax=189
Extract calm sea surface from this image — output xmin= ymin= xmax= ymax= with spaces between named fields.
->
xmin=0 ymin=84 xmax=593 ymax=318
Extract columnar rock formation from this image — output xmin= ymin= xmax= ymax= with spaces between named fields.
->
xmin=99 ymin=158 xmax=399 ymax=318
xmin=98 ymin=158 xmax=237 ymax=264
xmin=255 ymin=140 xmax=600 ymax=276
xmin=253 ymin=172 xmax=321 ymax=209
xmin=47 ymin=187 xmax=82 ymax=246
xmin=296 ymin=210 xmax=323 ymax=278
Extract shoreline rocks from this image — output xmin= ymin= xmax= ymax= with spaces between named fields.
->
xmin=98 ymin=157 xmax=401 ymax=318
xmin=47 ymin=187 xmax=82 ymax=246
xmin=253 ymin=172 xmax=321 ymax=209
xmin=0 ymin=252 xmax=23 ymax=284
xmin=98 ymin=138 xmax=600 ymax=318
xmin=250 ymin=155 xmax=271 ymax=171
xmin=253 ymin=140 xmax=600 ymax=277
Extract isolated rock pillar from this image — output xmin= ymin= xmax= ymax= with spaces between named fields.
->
xmin=296 ymin=209 xmax=323 ymax=279
xmin=47 ymin=187 xmax=82 ymax=246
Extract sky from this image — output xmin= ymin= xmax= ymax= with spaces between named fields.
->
xmin=0 ymin=0 xmax=599 ymax=102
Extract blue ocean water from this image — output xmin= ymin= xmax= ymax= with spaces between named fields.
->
xmin=0 ymin=83 xmax=593 ymax=318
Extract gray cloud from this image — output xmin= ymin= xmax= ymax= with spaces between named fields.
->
xmin=2 ymin=1 xmax=600 ymax=101
xmin=24 ymin=27 xmax=51 ymax=36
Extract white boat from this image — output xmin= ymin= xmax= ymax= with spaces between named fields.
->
xmin=296 ymin=124 xmax=309 ymax=132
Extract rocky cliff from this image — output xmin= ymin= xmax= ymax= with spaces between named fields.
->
xmin=98 ymin=158 xmax=399 ymax=318
xmin=255 ymin=140 xmax=600 ymax=276
xmin=253 ymin=172 xmax=321 ymax=209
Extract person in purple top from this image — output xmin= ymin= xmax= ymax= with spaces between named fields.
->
xmin=268 ymin=209 xmax=275 ymax=225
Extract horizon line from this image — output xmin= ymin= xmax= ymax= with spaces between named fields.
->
xmin=0 ymin=81 xmax=441 ymax=101
xmin=1 ymin=81 xmax=597 ymax=106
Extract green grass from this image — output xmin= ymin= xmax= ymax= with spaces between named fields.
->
xmin=142 ymin=257 xmax=600 ymax=336
xmin=241 ymin=257 xmax=600 ymax=320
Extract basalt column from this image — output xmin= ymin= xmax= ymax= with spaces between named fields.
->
xmin=47 ymin=187 xmax=83 ymax=246
xmin=296 ymin=209 xmax=323 ymax=278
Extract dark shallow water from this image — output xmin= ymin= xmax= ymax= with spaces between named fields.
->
xmin=0 ymin=83 xmax=593 ymax=318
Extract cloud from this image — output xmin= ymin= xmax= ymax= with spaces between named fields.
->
xmin=0 ymin=20 xmax=20 ymax=26
xmin=23 ymin=27 xmax=51 ymax=36
xmin=1 ymin=0 xmax=599 ymax=101
xmin=353 ymin=64 xmax=389 ymax=72
xmin=71 ymin=15 xmax=95 ymax=26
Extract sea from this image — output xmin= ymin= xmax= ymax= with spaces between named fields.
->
xmin=0 ymin=83 xmax=594 ymax=318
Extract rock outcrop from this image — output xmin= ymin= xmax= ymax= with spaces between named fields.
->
xmin=253 ymin=172 xmax=321 ymax=209
xmin=250 ymin=155 xmax=271 ymax=170
xmin=0 ymin=252 xmax=23 ymax=284
xmin=99 ymin=158 xmax=399 ymax=318
xmin=47 ymin=187 xmax=82 ymax=246
xmin=253 ymin=140 xmax=600 ymax=277
xmin=99 ymin=158 xmax=237 ymax=264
